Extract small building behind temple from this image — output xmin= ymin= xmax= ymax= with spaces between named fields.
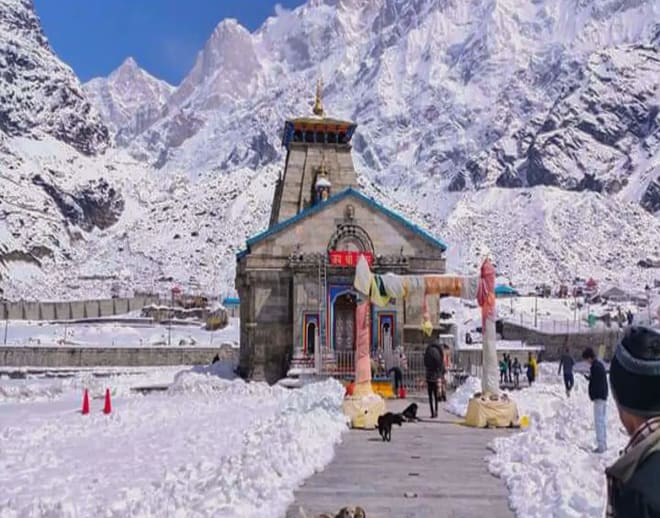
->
xmin=222 ymin=297 xmax=240 ymax=318
xmin=236 ymin=84 xmax=450 ymax=383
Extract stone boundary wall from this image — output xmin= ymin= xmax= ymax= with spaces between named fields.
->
xmin=0 ymin=344 xmax=237 ymax=368
xmin=0 ymin=296 xmax=164 ymax=321
xmin=501 ymin=321 xmax=624 ymax=361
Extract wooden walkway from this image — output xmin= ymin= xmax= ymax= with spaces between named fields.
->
xmin=290 ymin=398 xmax=514 ymax=518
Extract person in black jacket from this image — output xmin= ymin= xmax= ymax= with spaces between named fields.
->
xmin=582 ymin=347 xmax=608 ymax=453
xmin=424 ymin=342 xmax=444 ymax=418
xmin=605 ymin=326 xmax=660 ymax=518
xmin=558 ymin=348 xmax=575 ymax=397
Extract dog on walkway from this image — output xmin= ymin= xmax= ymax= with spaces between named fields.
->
xmin=287 ymin=505 xmax=366 ymax=518
xmin=377 ymin=412 xmax=404 ymax=441
xmin=399 ymin=402 xmax=420 ymax=422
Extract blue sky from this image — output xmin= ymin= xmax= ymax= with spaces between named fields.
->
xmin=33 ymin=1 xmax=305 ymax=85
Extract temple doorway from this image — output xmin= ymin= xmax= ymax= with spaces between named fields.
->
xmin=305 ymin=321 xmax=316 ymax=356
xmin=333 ymin=293 xmax=357 ymax=352
xmin=377 ymin=313 xmax=395 ymax=368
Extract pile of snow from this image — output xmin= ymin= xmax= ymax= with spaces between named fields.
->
xmin=170 ymin=361 xmax=239 ymax=394
xmin=446 ymin=376 xmax=482 ymax=417
xmin=486 ymin=363 xmax=628 ymax=518
xmin=0 ymin=375 xmax=346 ymax=517
xmin=0 ymin=378 xmax=67 ymax=403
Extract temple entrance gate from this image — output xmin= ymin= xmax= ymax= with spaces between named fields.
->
xmin=333 ymin=293 xmax=356 ymax=352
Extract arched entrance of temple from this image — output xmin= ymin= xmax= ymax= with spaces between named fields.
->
xmin=333 ymin=292 xmax=357 ymax=352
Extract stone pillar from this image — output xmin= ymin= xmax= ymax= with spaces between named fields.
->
xmin=291 ymin=271 xmax=306 ymax=363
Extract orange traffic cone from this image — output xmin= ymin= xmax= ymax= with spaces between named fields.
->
xmin=81 ymin=389 xmax=90 ymax=415
xmin=103 ymin=388 xmax=112 ymax=415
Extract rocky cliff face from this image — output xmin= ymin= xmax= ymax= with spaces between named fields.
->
xmin=470 ymin=43 xmax=659 ymax=197
xmin=0 ymin=0 xmax=109 ymax=155
xmin=0 ymin=0 xmax=129 ymax=297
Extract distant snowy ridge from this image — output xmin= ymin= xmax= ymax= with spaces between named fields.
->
xmin=113 ymin=0 xmax=659 ymax=210
xmin=84 ymin=57 xmax=174 ymax=146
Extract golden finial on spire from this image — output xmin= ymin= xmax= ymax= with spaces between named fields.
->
xmin=313 ymin=77 xmax=325 ymax=117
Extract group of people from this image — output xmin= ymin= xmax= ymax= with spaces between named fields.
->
xmin=392 ymin=325 xmax=660 ymax=516
xmin=499 ymin=353 xmax=537 ymax=388
xmin=563 ymin=326 xmax=660 ymax=517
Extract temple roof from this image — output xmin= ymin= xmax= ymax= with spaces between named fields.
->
xmin=281 ymin=117 xmax=357 ymax=148
xmin=237 ymin=188 xmax=448 ymax=260
xmin=281 ymin=79 xmax=357 ymax=148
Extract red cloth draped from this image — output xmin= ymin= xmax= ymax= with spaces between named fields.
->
xmin=355 ymin=301 xmax=371 ymax=384
xmin=477 ymin=259 xmax=496 ymax=323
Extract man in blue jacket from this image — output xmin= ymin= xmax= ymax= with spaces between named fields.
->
xmin=582 ymin=347 xmax=608 ymax=453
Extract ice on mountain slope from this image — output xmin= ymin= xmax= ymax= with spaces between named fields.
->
xmin=472 ymin=44 xmax=659 ymax=194
xmin=84 ymin=57 xmax=174 ymax=146
xmin=6 ymin=160 xmax=659 ymax=301
xmin=0 ymin=0 xmax=109 ymax=155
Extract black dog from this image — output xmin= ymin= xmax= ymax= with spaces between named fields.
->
xmin=400 ymin=403 xmax=420 ymax=422
xmin=377 ymin=412 xmax=404 ymax=441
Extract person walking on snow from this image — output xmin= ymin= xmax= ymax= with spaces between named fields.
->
xmin=424 ymin=341 xmax=444 ymax=418
xmin=558 ymin=347 xmax=575 ymax=396
xmin=582 ymin=347 xmax=609 ymax=453
xmin=605 ymin=326 xmax=660 ymax=517
xmin=387 ymin=345 xmax=406 ymax=396
xmin=499 ymin=358 xmax=507 ymax=385
xmin=525 ymin=353 xmax=536 ymax=386
xmin=512 ymin=357 xmax=522 ymax=388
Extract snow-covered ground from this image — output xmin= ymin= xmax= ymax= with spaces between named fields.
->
xmin=0 ymin=367 xmax=347 ymax=517
xmin=448 ymin=364 xmax=628 ymax=518
xmin=1 ymin=318 xmax=239 ymax=347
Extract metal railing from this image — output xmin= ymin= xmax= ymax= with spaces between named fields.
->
xmin=316 ymin=350 xmax=467 ymax=393
xmin=506 ymin=312 xmax=632 ymax=335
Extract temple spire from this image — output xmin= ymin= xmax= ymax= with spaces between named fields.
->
xmin=313 ymin=77 xmax=325 ymax=117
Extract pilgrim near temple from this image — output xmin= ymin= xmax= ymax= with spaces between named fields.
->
xmin=236 ymin=83 xmax=451 ymax=384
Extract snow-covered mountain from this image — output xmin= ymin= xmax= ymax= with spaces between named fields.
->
xmin=0 ymin=0 xmax=135 ymax=296
xmin=84 ymin=58 xmax=174 ymax=146
xmin=121 ymin=0 xmax=659 ymax=203
xmin=1 ymin=0 xmax=659 ymax=301
xmin=0 ymin=0 xmax=109 ymax=155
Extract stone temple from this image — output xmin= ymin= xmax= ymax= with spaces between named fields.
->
xmin=236 ymin=84 xmax=449 ymax=383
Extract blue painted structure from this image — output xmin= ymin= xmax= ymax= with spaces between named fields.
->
xmin=495 ymin=285 xmax=519 ymax=297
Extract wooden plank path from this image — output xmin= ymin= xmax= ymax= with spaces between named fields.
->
xmin=290 ymin=398 xmax=515 ymax=518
